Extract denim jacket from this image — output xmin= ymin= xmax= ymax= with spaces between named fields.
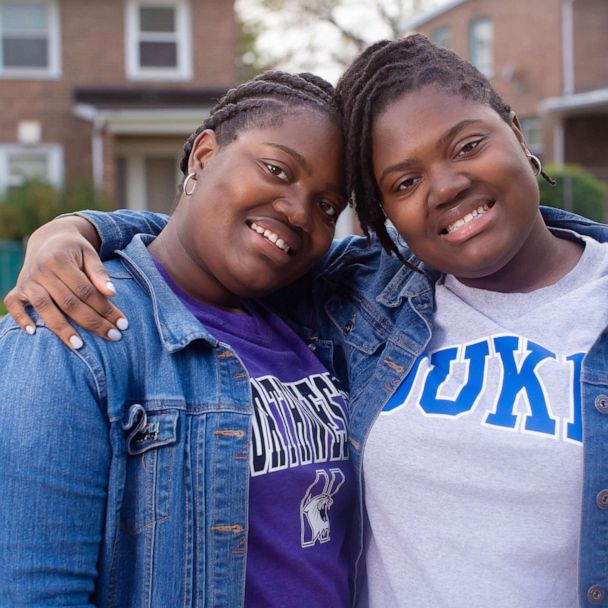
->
xmin=1 ymin=234 xmax=345 ymax=607
xmin=12 ymin=206 xmax=608 ymax=608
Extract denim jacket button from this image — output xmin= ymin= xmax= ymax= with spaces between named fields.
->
xmin=588 ymin=585 xmax=605 ymax=604
xmin=595 ymin=395 xmax=608 ymax=413
xmin=597 ymin=490 xmax=608 ymax=509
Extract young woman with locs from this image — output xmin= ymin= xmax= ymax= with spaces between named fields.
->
xmin=0 ymin=71 xmax=355 ymax=607
xmin=6 ymin=36 xmax=608 ymax=607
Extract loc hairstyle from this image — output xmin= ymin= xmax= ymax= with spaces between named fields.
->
xmin=336 ymin=33 xmax=552 ymax=260
xmin=179 ymin=70 xmax=342 ymax=177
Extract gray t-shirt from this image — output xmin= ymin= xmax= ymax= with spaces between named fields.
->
xmin=363 ymin=233 xmax=608 ymax=607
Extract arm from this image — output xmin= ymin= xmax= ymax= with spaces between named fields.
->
xmin=4 ymin=210 xmax=168 ymax=349
xmin=0 ymin=321 xmax=110 ymax=606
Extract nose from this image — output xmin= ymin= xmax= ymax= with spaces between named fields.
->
xmin=427 ymin=163 xmax=471 ymax=209
xmin=272 ymin=193 xmax=313 ymax=232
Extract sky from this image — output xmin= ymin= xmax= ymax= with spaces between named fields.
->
xmin=237 ymin=0 xmax=451 ymax=82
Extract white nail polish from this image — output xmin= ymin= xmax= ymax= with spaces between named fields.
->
xmin=116 ymin=317 xmax=129 ymax=331
xmin=25 ymin=325 xmax=36 ymax=335
xmin=106 ymin=281 xmax=116 ymax=295
xmin=107 ymin=328 xmax=122 ymax=341
xmin=70 ymin=335 xmax=84 ymax=350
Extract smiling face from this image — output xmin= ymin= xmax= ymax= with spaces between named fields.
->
xmin=372 ymin=86 xmax=545 ymax=288
xmin=164 ymin=108 xmax=346 ymax=307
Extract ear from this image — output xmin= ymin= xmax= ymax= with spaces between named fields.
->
xmin=509 ymin=111 xmax=529 ymax=154
xmin=188 ymin=129 xmax=220 ymax=173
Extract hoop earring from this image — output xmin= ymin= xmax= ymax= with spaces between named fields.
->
xmin=527 ymin=153 xmax=542 ymax=177
xmin=183 ymin=172 xmax=198 ymax=196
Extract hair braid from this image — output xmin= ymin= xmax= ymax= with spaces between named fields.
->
xmin=179 ymin=70 xmax=342 ymax=177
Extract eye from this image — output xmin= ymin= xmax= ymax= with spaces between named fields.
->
xmin=318 ymin=199 xmax=338 ymax=220
xmin=396 ymin=176 xmax=421 ymax=193
xmin=263 ymin=162 xmax=289 ymax=182
xmin=455 ymin=138 xmax=484 ymax=158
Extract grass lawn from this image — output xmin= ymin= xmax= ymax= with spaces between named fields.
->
xmin=0 ymin=300 xmax=7 ymax=316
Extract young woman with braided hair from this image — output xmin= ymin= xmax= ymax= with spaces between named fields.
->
xmin=6 ymin=35 xmax=608 ymax=607
xmin=0 ymin=70 xmax=355 ymax=607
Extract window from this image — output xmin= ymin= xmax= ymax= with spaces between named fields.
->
xmin=430 ymin=26 xmax=452 ymax=50
xmin=0 ymin=0 xmax=60 ymax=77
xmin=126 ymin=0 xmax=192 ymax=80
xmin=469 ymin=17 xmax=493 ymax=78
xmin=0 ymin=144 xmax=63 ymax=192
xmin=519 ymin=116 xmax=544 ymax=157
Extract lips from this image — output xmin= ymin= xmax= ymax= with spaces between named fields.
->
xmin=246 ymin=218 xmax=300 ymax=256
xmin=440 ymin=200 xmax=495 ymax=235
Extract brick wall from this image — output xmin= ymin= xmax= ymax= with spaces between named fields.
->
xmin=0 ymin=0 xmax=237 ymax=190
xmin=413 ymin=0 xmax=563 ymax=118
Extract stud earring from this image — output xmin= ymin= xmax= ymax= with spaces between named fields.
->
xmin=527 ymin=153 xmax=542 ymax=177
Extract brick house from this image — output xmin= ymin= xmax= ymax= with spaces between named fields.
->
xmin=403 ymin=0 xmax=608 ymax=185
xmin=0 ymin=0 xmax=237 ymax=213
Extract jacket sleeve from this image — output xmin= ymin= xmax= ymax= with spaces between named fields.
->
xmin=77 ymin=209 xmax=169 ymax=260
xmin=0 ymin=321 xmax=110 ymax=607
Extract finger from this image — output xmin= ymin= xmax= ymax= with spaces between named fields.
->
xmin=3 ymin=290 xmax=37 ymax=335
xmin=20 ymin=282 xmax=86 ymax=349
xmin=40 ymin=275 xmax=126 ymax=342
xmin=82 ymin=248 xmax=117 ymax=297
xmin=51 ymin=266 xmax=129 ymax=333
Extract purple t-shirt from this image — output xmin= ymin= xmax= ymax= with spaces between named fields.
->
xmin=153 ymin=260 xmax=354 ymax=606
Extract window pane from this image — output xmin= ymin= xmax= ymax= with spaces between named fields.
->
xmin=469 ymin=18 xmax=493 ymax=77
xmin=140 ymin=7 xmax=175 ymax=33
xmin=139 ymin=40 xmax=177 ymax=67
xmin=8 ymin=153 xmax=48 ymax=186
xmin=2 ymin=3 xmax=48 ymax=32
xmin=3 ymin=37 xmax=48 ymax=68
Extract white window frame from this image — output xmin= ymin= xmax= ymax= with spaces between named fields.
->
xmin=469 ymin=17 xmax=493 ymax=78
xmin=125 ymin=0 xmax=192 ymax=81
xmin=0 ymin=0 xmax=61 ymax=79
xmin=0 ymin=143 xmax=63 ymax=194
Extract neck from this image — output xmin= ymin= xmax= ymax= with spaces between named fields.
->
xmin=147 ymin=219 xmax=243 ymax=312
xmin=458 ymin=213 xmax=584 ymax=293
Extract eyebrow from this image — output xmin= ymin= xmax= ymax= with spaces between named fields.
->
xmin=264 ymin=143 xmax=312 ymax=176
xmin=378 ymin=119 xmax=485 ymax=184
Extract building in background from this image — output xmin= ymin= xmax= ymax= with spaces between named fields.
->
xmin=404 ymin=0 xmax=608 ymax=186
xmin=0 ymin=0 xmax=237 ymax=213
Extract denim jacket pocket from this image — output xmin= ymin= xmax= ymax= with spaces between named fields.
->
xmin=121 ymin=403 xmax=179 ymax=535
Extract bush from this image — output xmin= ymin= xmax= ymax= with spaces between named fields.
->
xmin=0 ymin=180 xmax=109 ymax=241
xmin=539 ymin=164 xmax=607 ymax=222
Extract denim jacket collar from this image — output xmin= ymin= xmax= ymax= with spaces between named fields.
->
xmin=116 ymin=234 xmax=219 ymax=352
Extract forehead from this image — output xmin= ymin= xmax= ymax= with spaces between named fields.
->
xmin=372 ymin=87 xmax=505 ymax=157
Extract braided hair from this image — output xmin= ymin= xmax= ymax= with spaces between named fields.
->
xmin=336 ymin=33 xmax=551 ymax=259
xmin=179 ymin=71 xmax=341 ymax=176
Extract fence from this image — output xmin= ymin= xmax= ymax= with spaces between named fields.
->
xmin=0 ymin=240 xmax=23 ymax=299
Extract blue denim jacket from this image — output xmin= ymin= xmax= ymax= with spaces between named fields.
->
xmin=1 ymin=234 xmax=344 ymax=607
xmin=10 ymin=207 xmax=608 ymax=607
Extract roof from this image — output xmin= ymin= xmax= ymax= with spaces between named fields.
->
xmin=539 ymin=87 xmax=608 ymax=116
xmin=401 ymin=0 xmax=471 ymax=32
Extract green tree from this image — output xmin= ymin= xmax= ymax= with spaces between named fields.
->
xmin=539 ymin=164 xmax=606 ymax=222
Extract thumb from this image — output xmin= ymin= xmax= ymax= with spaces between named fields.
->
xmin=83 ymin=247 xmax=116 ymax=296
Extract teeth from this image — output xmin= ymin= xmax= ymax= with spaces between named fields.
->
xmin=446 ymin=203 xmax=490 ymax=234
xmin=250 ymin=222 xmax=291 ymax=253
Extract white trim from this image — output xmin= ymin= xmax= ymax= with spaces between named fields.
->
xmin=401 ymin=0 xmax=470 ymax=32
xmin=74 ymin=104 xmax=210 ymax=135
xmin=0 ymin=0 xmax=61 ymax=79
xmin=539 ymin=87 xmax=608 ymax=115
xmin=0 ymin=143 xmax=63 ymax=193
xmin=561 ymin=0 xmax=575 ymax=95
xmin=125 ymin=0 xmax=192 ymax=82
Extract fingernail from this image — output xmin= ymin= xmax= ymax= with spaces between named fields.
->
xmin=70 ymin=335 xmax=84 ymax=350
xmin=106 ymin=281 xmax=116 ymax=295
xmin=107 ymin=328 xmax=122 ymax=341
xmin=25 ymin=325 xmax=36 ymax=335
xmin=116 ymin=317 xmax=129 ymax=331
